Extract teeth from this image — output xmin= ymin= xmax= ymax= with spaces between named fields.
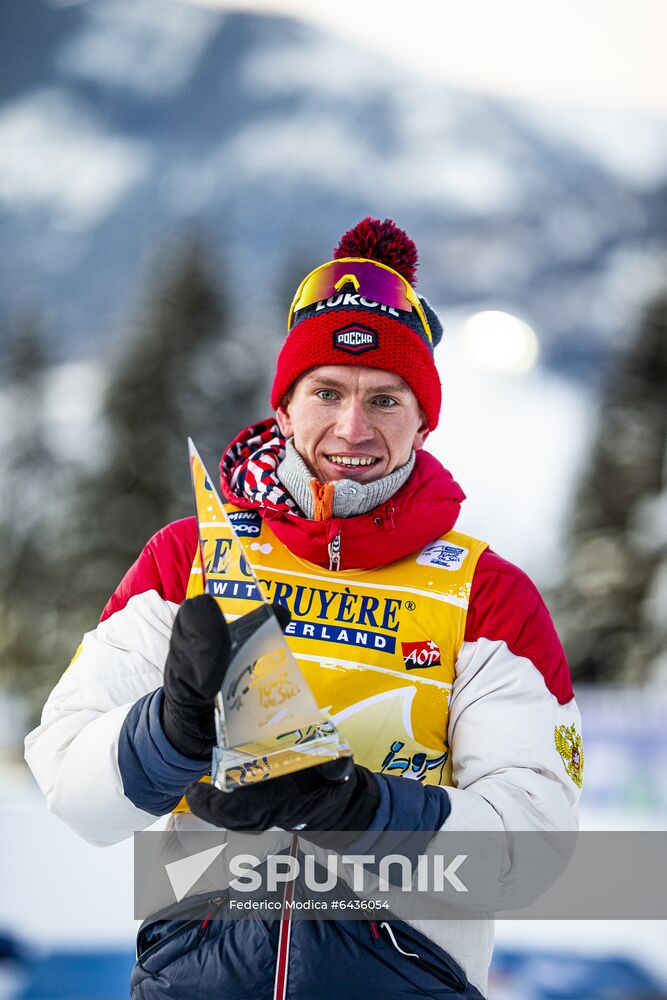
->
xmin=328 ymin=455 xmax=377 ymax=467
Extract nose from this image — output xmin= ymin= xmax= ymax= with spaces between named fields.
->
xmin=333 ymin=398 xmax=374 ymax=445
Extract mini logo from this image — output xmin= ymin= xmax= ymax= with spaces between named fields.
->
xmin=554 ymin=723 xmax=584 ymax=788
xmin=228 ymin=511 xmax=262 ymax=536
xmin=417 ymin=541 xmax=469 ymax=571
xmin=402 ymin=640 xmax=441 ymax=669
xmin=333 ymin=324 xmax=378 ymax=355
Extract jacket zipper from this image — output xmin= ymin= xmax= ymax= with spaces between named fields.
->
xmin=273 ymin=833 xmax=299 ymax=1000
xmin=328 ymin=532 xmax=341 ymax=571
xmin=197 ymin=896 xmax=226 ymax=939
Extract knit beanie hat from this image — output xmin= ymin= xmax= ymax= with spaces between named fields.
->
xmin=270 ymin=218 xmax=444 ymax=430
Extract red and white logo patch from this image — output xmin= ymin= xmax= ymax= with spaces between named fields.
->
xmin=401 ymin=640 xmax=441 ymax=670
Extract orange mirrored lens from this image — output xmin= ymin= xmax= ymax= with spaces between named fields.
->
xmin=294 ymin=260 xmax=411 ymax=313
xmin=289 ymin=259 xmax=432 ymax=344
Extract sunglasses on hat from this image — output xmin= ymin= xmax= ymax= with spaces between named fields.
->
xmin=288 ymin=258 xmax=433 ymax=345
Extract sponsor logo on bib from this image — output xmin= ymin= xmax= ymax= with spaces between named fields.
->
xmin=417 ymin=541 xmax=468 ymax=571
xmin=401 ymin=640 xmax=441 ymax=669
xmin=205 ymin=539 xmax=403 ymax=654
xmin=228 ymin=511 xmax=262 ymax=537
xmin=380 ymin=739 xmax=449 ymax=781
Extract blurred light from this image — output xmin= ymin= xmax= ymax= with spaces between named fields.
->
xmin=461 ymin=310 xmax=539 ymax=374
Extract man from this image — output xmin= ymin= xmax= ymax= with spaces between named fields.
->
xmin=25 ymin=218 xmax=582 ymax=999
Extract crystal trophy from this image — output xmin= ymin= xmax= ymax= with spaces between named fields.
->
xmin=189 ymin=440 xmax=352 ymax=792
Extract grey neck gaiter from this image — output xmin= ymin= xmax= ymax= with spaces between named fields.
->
xmin=277 ymin=438 xmax=415 ymax=519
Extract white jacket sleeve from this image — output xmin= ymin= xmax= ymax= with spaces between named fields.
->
xmin=445 ymin=637 xmax=581 ymax=832
xmin=25 ymin=590 xmax=178 ymax=847
xmin=444 ymin=553 xmax=582 ymax=833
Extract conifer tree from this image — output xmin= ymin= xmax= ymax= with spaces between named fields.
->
xmin=0 ymin=316 xmax=62 ymax=707
xmin=66 ymin=231 xmax=261 ymax=627
xmin=555 ymin=287 xmax=667 ymax=682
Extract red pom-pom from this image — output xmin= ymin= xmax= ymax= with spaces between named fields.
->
xmin=333 ymin=217 xmax=418 ymax=285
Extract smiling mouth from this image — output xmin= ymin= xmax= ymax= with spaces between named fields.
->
xmin=326 ymin=454 xmax=380 ymax=468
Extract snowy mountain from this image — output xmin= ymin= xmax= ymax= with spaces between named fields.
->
xmin=1 ymin=0 xmax=665 ymax=375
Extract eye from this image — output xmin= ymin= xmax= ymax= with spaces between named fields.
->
xmin=373 ymin=396 xmax=397 ymax=408
xmin=316 ymin=389 xmax=338 ymax=401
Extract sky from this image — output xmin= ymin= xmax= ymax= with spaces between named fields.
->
xmin=193 ymin=0 xmax=667 ymax=117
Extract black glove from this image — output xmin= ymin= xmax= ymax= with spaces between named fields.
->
xmin=185 ymin=756 xmax=380 ymax=833
xmin=161 ymin=595 xmax=290 ymax=759
xmin=161 ymin=595 xmax=231 ymax=759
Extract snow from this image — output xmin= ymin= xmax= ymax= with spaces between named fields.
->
xmin=58 ymin=0 xmax=222 ymax=97
xmin=517 ymin=103 xmax=667 ymax=189
xmin=0 ymin=768 xmax=138 ymax=948
xmin=218 ymin=114 xmax=518 ymax=214
xmin=0 ymin=90 xmax=151 ymax=228
xmin=241 ymin=34 xmax=519 ymax=213
xmin=43 ymin=361 xmax=107 ymax=463
xmin=242 ymin=31 xmax=387 ymax=100
xmin=220 ymin=117 xmax=375 ymax=193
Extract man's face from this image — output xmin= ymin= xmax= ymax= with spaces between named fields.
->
xmin=276 ymin=366 xmax=429 ymax=484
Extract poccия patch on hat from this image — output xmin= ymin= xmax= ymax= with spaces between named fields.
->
xmin=271 ymin=217 xmax=444 ymax=430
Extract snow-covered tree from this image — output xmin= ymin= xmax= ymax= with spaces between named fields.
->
xmin=555 ymin=287 xmax=667 ymax=682
xmin=64 ymin=232 xmax=261 ymax=630
xmin=0 ymin=316 xmax=63 ymax=707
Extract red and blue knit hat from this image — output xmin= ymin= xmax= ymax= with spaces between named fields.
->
xmin=270 ymin=218 xmax=444 ymax=430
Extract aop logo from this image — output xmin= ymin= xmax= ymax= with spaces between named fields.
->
xmin=333 ymin=324 xmax=378 ymax=355
xmin=401 ymin=640 xmax=441 ymax=669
